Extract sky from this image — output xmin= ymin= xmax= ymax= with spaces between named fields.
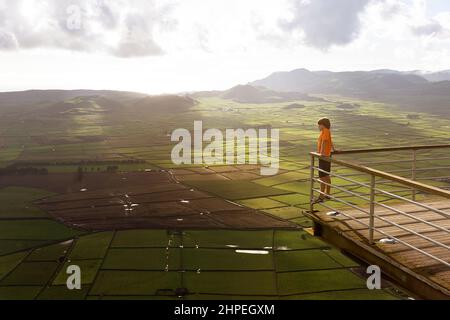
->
xmin=0 ymin=0 xmax=449 ymax=94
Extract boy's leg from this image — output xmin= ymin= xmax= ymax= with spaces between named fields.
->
xmin=311 ymin=177 xmax=326 ymax=203
xmin=324 ymin=175 xmax=331 ymax=197
xmin=318 ymin=159 xmax=326 ymax=199
xmin=315 ymin=159 xmax=331 ymax=202
xmin=323 ymin=159 xmax=331 ymax=198
xmin=320 ymin=177 xmax=326 ymax=198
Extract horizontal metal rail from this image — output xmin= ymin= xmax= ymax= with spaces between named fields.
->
xmin=312 ymin=188 xmax=370 ymax=214
xmin=418 ymin=175 xmax=450 ymax=181
xmin=369 ymin=166 xmax=450 ymax=175
xmin=351 ymin=156 xmax=450 ymax=166
xmin=333 ymin=144 xmax=450 ymax=155
xmin=312 ymin=177 xmax=369 ymax=201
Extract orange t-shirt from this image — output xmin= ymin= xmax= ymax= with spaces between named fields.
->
xmin=317 ymin=128 xmax=332 ymax=156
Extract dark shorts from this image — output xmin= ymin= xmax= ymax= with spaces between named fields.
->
xmin=318 ymin=159 xmax=331 ymax=178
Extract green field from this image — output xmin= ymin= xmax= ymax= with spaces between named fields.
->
xmin=0 ymin=93 xmax=448 ymax=300
xmin=0 ymin=230 xmax=400 ymax=300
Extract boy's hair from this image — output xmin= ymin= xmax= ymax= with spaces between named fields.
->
xmin=318 ymin=118 xmax=331 ymax=129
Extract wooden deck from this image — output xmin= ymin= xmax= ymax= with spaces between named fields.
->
xmin=310 ymin=199 xmax=450 ymax=298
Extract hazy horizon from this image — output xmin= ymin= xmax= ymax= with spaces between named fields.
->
xmin=1 ymin=66 xmax=450 ymax=95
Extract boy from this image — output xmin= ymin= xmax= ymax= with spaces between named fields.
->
xmin=313 ymin=118 xmax=335 ymax=203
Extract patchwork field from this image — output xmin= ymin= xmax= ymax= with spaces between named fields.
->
xmin=35 ymin=171 xmax=294 ymax=230
xmin=0 ymin=92 xmax=449 ymax=299
xmin=0 ymin=229 xmax=400 ymax=300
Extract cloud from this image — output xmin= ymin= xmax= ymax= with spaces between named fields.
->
xmin=0 ymin=0 xmax=175 ymax=57
xmin=411 ymin=20 xmax=444 ymax=37
xmin=280 ymin=0 xmax=375 ymax=50
xmin=113 ymin=11 xmax=164 ymax=57
xmin=0 ymin=30 xmax=18 ymax=49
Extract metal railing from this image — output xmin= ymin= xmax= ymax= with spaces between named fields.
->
xmin=309 ymin=144 xmax=450 ymax=267
xmin=335 ymin=144 xmax=450 ymax=198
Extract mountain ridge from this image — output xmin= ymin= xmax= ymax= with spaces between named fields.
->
xmin=248 ymin=68 xmax=450 ymax=115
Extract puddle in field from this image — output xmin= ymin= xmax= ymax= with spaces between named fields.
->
xmin=275 ymin=246 xmax=291 ymax=251
xmin=235 ymin=249 xmax=269 ymax=255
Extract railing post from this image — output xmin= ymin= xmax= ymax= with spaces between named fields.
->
xmin=369 ymin=174 xmax=376 ymax=245
xmin=309 ymin=154 xmax=315 ymax=214
xmin=411 ymin=149 xmax=417 ymax=201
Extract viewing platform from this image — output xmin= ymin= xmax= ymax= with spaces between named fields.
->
xmin=306 ymin=145 xmax=450 ymax=299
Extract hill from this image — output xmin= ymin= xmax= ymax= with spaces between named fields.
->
xmin=0 ymin=90 xmax=146 ymax=109
xmin=196 ymin=84 xmax=324 ymax=103
xmin=0 ymin=90 xmax=197 ymax=116
xmin=132 ymin=94 xmax=197 ymax=113
xmin=251 ymin=68 xmax=428 ymax=94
